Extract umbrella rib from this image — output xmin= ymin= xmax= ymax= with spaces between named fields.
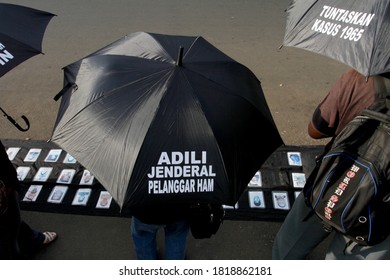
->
xmin=183 ymin=37 xmax=201 ymax=60
xmin=0 ymin=33 xmax=44 ymax=54
xmin=178 ymin=69 xmax=230 ymax=184
xmin=185 ymin=62 xmax=257 ymax=98
xmin=283 ymin=1 xmax=319 ymax=45
xmin=105 ymin=68 xmax=172 ymax=95
xmin=180 ymin=63 xmax=269 ymax=125
xmin=367 ymin=1 xmax=390 ymax=76
xmin=54 ymin=68 xmax=173 ymax=132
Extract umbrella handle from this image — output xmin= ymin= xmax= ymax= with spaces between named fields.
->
xmin=0 ymin=107 xmax=30 ymax=132
xmin=53 ymin=82 xmax=78 ymax=101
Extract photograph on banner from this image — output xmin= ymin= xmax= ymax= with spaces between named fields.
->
xmin=24 ymin=148 xmax=42 ymax=162
xmin=44 ymin=149 xmax=62 ymax=162
xmin=47 ymin=186 xmax=68 ymax=203
xmin=23 ymin=185 xmax=43 ymax=202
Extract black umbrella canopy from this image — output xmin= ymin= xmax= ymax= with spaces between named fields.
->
xmin=283 ymin=0 xmax=390 ymax=76
xmin=51 ymin=32 xmax=283 ymax=209
xmin=0 ymin=3 xmax=55 ymax=131
xmin=0 ymin=3 xmax=55 ymax=77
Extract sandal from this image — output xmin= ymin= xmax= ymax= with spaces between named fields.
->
xmin=43 ymin=232 xmax=58 ymax=245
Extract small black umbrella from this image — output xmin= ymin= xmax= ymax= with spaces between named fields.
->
xmin=0 ymin=3 xmax=55 ymax=131
xmin=51 ymin=32 xmax=283 ymax=210
xmin=0 ymin=3 xmax=55 ymax=77
xmin=283 ymin=0 xmax=390 ymax=76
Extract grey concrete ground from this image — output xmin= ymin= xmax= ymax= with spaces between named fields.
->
xmin=1 ymin=0 xmax=347 ymax=259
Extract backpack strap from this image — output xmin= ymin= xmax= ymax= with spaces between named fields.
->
xmin=362 ymin=76 xmax=390 ymax=122
xmin=373 ymin=76 xmax=390 ymax=110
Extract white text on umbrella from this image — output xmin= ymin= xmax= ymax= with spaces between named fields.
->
xmin=0 ymin=43 xmax=14 ymax=66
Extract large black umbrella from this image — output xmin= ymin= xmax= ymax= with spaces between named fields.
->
xmin=50 ymin=32 xmax=283 ymax=210
xmin=283 ymin=0 xmax=390 ymax=76
xmin=0 ymin=3 xmax=55 ymax=131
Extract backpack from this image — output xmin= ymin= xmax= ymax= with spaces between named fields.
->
xmin=188 ymin=203 xmax=225 ymax=239
xmin=303 ymin=76 xmax=390 ymax=246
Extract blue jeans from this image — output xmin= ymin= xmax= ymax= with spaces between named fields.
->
xmin=131 ymin=217 xmax=190 ymax=260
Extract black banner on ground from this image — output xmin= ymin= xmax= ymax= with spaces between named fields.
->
xmin=2 ymin=139 xmax=324 ymax=221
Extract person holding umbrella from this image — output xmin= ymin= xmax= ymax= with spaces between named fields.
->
xmin=50 ymin=32 xmax=283 ymax=260
xmin=130 ymin=203 xmax=191 ymax=260
xmin=272 ymin=69 xmax=390 ymax=260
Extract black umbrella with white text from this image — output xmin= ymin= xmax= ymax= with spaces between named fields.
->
xmin=283 ymin=0 xmax=390 ymax=76
xmin=0 ymin=3 xmax=55 ymax=131
xmin=50 ymin=32 xmax=284 ymax=210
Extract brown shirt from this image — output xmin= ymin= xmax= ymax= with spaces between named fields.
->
xmin=311 ymin=68 xmax=375 ymax=137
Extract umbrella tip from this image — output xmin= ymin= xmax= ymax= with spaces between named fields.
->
xmin=176 ymin=46 xmax=184 ymax=67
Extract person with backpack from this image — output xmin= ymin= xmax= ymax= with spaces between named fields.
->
xmin=272 ymin=68 xmax=390 ymax=260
